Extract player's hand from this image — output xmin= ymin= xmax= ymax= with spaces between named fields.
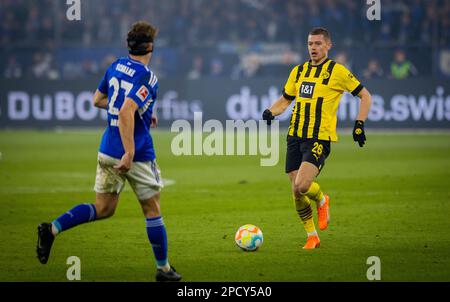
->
xmin=352 ymin=120 xmax=366 ymax=147
xmin=262 ymin=109 xmax=274 ymax=125
xmin=151 ymin=115 xmax=158 ymax=128
xmin=114 ymin=152 xmax=134 ymax=173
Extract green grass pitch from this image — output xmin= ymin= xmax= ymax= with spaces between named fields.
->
xmin=0 ymin=129 xmax=449 ymax=281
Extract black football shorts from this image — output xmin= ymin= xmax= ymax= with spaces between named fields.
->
xmin=285 ymin=135 xmax=331 ymax=173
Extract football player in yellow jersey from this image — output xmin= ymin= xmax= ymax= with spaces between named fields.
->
xmin=262 ymin=27 xmax=372 ymax=249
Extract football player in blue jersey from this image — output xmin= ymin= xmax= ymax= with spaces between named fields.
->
xmin=36 ymin=21 xmax=181 ymax=282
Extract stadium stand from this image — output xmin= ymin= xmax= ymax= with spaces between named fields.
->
xmin=1 ymin=0 xmax=449 ymax=79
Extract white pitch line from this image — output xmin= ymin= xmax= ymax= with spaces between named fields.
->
xmin=163 ymin=178 xmax=176 ymax=186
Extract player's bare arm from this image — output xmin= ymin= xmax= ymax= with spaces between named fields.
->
xmin=356 ymin=87 xmax=372 ymax=121
xmin=115 ymin=98 xmax=138 ymax=173
xmin=93 ymin=89 xmax=108 ymax=109
xmin=151 ymin=103 xmax=158 ymax=128
xmin=151 ymin=113 xmax=158 ymax=128
xmin=269 ymin=95 xmax=292 ymax=116
xmin=262 ymin=93 xmax=293 ymax=124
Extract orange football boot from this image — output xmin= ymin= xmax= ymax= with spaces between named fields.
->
xmin=318 ymin=194 xmax=330 ymax=231
xmin=303 ymin=235 xmax=320 ymax=249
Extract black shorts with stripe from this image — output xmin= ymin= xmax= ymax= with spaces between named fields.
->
xmin=285 ymin=136 xmax=331 ymax=173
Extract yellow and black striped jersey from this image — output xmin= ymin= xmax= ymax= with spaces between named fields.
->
xmin=283 ymin=58 xmax=363 ymax=142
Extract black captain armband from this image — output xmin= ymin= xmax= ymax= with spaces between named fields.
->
xmin=282 ymin=89 xmax=295 ymax=101
xmin=351 ymin=84 xmax=364 ymax=96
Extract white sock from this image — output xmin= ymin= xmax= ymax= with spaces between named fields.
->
xmin=51 ymin=223 xmax=59 ymax=236
xmin=307 ymin=231 xmax=318 ymax=237
xmin=319 ymin=196 xmax=325 ymax=207
xmin=158 ymin=263 xmax=171 ymax=273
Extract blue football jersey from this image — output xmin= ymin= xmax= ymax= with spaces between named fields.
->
xmin=97 ymin=56 xmax=158 ymax=162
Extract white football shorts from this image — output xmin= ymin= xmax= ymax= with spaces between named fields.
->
xmin=94 ymin=152 xmax=164 ymax=200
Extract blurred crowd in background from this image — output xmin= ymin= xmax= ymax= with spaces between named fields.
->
xmin=1 ymin=0 xmax=449 ymax=80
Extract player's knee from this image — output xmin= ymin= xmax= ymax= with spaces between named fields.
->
xmin=291 ymin=185 xmax=302 ymax=199
xmin=94 ymin=203 xmax=116 ymax=219
xmin=294 ymin=180 xmax=311 ymax=195
xmin=140 ymin=193 xmax=161 ymax=218
xmin=299 ymin=184 xmax=310 ymax=194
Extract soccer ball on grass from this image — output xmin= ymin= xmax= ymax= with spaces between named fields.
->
xmin=235 ymin=224 xmax=263 ymax=251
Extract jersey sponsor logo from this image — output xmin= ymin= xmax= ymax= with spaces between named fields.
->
xmin=137 ymin=85 xmax=149 ymax=102
xmin=299 ymin=81 xmax=316 ymax=98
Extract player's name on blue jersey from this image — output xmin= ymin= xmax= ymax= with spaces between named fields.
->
xmin=116 ymin=63 xmax=137 ymax=77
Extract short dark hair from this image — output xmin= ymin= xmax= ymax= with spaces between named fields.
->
xmin=309 ymin=27 xmax=331 ymax=41
xmin=127 ymin=21 xmax=158 ymax=56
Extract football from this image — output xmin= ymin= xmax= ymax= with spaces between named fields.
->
xmin=235 ymin=224 xmax=263 ymax=251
